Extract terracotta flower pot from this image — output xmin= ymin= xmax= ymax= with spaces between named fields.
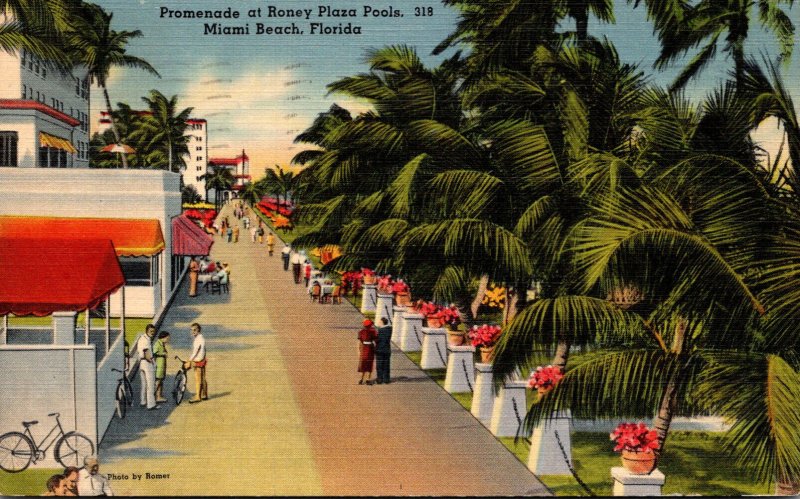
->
xmin=395 ymin=292 xmax=412 ymax=307
xmin=447 ymin=330 xmax=465 ymax=346
xmin=479 ymin=345 xmax=495 ymax=363
xmin=537 ymin=385 xmax=553 ymax=397
xmin=363 ymin=275 xmax=376 ymax=285
xmin=426 ymin=316 xmax=443 ymax=328
xmin=621 ymin=450 xmax=657 ymax=475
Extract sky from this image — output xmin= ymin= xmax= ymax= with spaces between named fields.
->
xmin=92 ymin=0 xmax=800 ymax=178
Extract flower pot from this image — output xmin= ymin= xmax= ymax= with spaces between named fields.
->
xmin=363 ymin=275 xmax=376 ymax=285
xmin=426 ymin=316 xmax=443 ymax=328
xmin=537 ymin=385 xmax=553 ymax=397
xmin=395 ymin=292 xmax=412 ymax=307
xmin=447 ymin=330 xmax=465 ymax=346
xmin=621 ymin=450 xmax=657 ymax=475
xmin=479 ymin=345 xmax=495 ymax=363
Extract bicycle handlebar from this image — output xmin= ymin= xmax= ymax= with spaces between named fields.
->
xmin=48 ymin=412 xmax=59 ymax=418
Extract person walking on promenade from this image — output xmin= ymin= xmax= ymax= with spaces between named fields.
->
xmin=357 ymin=319 xmax=377 ymax=385
xmin=77 ymin=456 xmax=113 ymax=496
xmin=291 ymin=250 xmax=303 ymax=284
xmin=266 ymin=232 xmax=275 ymax=256
xmin=134 ymin=324 xmax=158 ymax=410
xmin=185 ymin=323 xmax=208 ymax=403
xmin=250 ymin=225 xmax=257 ymax=243
xmin=153 ymin=331 xmax=170 ymax=403
xmin=233 ymin=223 xmax=240 ymax=243
xmin=226 ymin=225 xmax=233 ymax=243
xmin=281 ymin=245 xmax=291 ymax=271
xmin=188 ymin=257 xmax=199 ymax=297
xmin=375 ymin=318 xmax=393 ymax=384
xmin=243 ymin=216 xmax=250 ymax=230
xmin=258 ymin=225 xmax=265 ymax=244
xmin=303 ymin=260 xmax=312 ymax=287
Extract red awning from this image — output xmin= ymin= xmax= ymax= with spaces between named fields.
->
xmin=0 ymin=216 xmax=165 ymax=257
xmin=172 ymin=215 xmax=213 ymax=256
xmin=0 ymin=238 xmax=125 ymax=317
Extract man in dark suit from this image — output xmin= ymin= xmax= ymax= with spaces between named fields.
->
xmin=375 ymin=317 xmax=393 ymax=384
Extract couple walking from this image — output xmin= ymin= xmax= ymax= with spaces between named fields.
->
xmin=357 ymin=318 xmax=393 ymax=385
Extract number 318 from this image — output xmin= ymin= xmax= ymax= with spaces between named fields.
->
xmin=415 ymin=6 xmax=433 ymax=16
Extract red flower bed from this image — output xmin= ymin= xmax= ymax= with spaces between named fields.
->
xmin=184 ymin=208 xmax=217 ymax=229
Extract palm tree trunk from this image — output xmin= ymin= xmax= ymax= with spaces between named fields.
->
xmin=574 ymin=12 xmax=588 ymax=46
xmin=470 ymin=274 xmax=490 ymax=319
xmin=652 ymin=319 xmax=688 ymax=454
xmin=102 ymin=86 xmax=128 ymax=169
xmin=553 ymin=340 xmax=570 ymax=371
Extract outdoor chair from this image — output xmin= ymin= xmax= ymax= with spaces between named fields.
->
xmin=211 ymin=273 xmax=230 ymax=294
xmin=330 ymin=285 xmax=342 ymax=304
xmin=311 ymin=283 xmax=321 ymax=302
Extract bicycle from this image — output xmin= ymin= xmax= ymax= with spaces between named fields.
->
xmin=172 ymin=355 xmax=190 ymax=405
xmin=111 ymin=341 xmax=135 ymax=419
xmin=0 ymin=413 xmax=94 ymax=472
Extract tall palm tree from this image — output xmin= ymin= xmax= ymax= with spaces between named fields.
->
xmin=238 ymin=181 xmax=263 ymax=207
xmin=202 ymin=166 xmax=235 ymax=210
xmin=132 ymin=90 xmax=192 ymax=172
xmin=65 ymin=2 xmax=160 ymax=168
xmin=0 ymin=0 xmax=73 ymax=65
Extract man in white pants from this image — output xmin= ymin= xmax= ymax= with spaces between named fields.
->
xmin=134 ymin=324 xmax=159 ymax=410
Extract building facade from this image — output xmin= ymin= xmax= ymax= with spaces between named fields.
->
xmin=183 ymin=119 xmax=208 ymax=199
xmin=208 ymin=151 xmax=250 ymax=203
xmin=0 ymin=49 xmax=91 ymax=168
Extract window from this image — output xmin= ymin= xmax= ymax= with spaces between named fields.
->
xmin=28 ymin=87 xmax=33 ymax=99
xmin=20 ymin=49 xmax=26 ymax=67
xmin=36 ymin=91 xmax=39 ymax=101
xmin=75 ymin=77 xmax=80 ymax=96
xmin=196 ymin=146 xmax=202 ymax=151
xmin=197 ymin=166 xmax=202 ymax=171
xmin=22 ymin=84 xmax=26 ymax=99
xmin=119 ymin=256 xmax=159 ymax=286
xmin=196 ymin=156 xmax=202 ymax=161
xmin=81 ymin=78 xmax=89 ymax=100
xmin=34 ymin=58 xmax=39 ymax=73
xmin=197 ymin=137 xmax=202 ymax=142
xmin=0 ymin=132 xmax=18 ymax=167
xmin=39 ymin=146 xmax=68 ymax=168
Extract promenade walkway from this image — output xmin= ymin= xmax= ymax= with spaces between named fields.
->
xmin=98 ymin=205 xmax=550 ymax=496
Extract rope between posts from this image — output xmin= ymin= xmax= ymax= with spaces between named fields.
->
xmin=554 ymin=428 xmax=596 ymax=496
xmin=512 ymin=397 xmax=525 ymax=440
xmin=461 ymin=358 xmax=473 ymax=392
xmin=412 ymin=324 xmax=421 ymax=344
xmin=434 ymin=341 xmax=447 ymax=366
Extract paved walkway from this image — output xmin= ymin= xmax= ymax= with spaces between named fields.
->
xmin=99 ymin=205 xmax=550 ymax=496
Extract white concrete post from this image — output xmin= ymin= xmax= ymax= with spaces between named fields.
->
xmin=391 ymin=306 xmax=407 ymax=339
xmin=471 ymin=363 xmax=495 ymax=425
xmin=444 ymin=344 xmax=475 ymax=393
xmin=489 ymin=380 xmax=529 ymax=437
xmin=528 ymin=410 xmax=573 ymax=475
xmin=85 ymin=308 xmax=90 ymax=345
xmin=420 ymin=327 xmax=447 ymax=369
xmin=1 ymin=314 xmax=7 ymax=344
xmin=120 ymin=286 xmax=126 ymax=343
xmin=53 ymin=311 xmax=77 ymax=345
xmin=399 ymin=312 xmax=423 ymax=352
xmin=361 ymin=284 xmax=377 ymax=313
xmin=375 ymin=293 xmax=394 ymax=326
xmin=105 ymin=296 xmax=110 ymax=353
xmin=612 ymin=467 xmax=665 ymax=496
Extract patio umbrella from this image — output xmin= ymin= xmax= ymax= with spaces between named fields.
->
xmin=100 ymin=143 xmax=136 ymax=154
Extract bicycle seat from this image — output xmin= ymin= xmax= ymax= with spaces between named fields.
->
xmin=22 ymin=420 xmax=38 ymax=427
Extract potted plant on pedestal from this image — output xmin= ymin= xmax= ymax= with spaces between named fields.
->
xmin=362 ymin=268 xmax=376 ymax=285
xmin=416 ymin=301 xmax=442 ymax=327
xmin=392 ymin=280 xmax=412 ymax=306
xmin=610 ymin=423 xmax=659 ymax=475
xmin=469 ymin=324 xmax=503 ymax=363
xmin=376 ymin=275 xmax=394 ymax=294
xmin=527 ymin=365 xmax=564 ymax=397
xmin=438 ymin=306 xmax=464 ymax=345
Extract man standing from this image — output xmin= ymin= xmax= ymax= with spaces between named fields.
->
xmin=153 ymin=331 xmax=170 ymax=403
xmin=77 ymin=456 xmax=113 ymax=496
xmin=134 ymin=324 xmax=158 ymax=410
xmin=291 ymin=250 xmax=303 ymax=284
xmin=266 ymin=231 xmax=275 ymax=256
xmin=281 ymin=245 xmax=292 ymax=271
xmin=185 ymin=323 xmax=208 ymax=403
xmin=375 ymin=318 xmax=393 ymax=384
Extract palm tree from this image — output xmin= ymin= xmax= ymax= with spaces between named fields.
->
xmin=0 ymin=0 xmax=73 ymax=66
xmin=238 ymin=181 xmax=263 ymax=207
xmin=132 ymin=90 xmax=192 ymax=172
xmin=181 ymin=184 xmax=201 ymax=204
xmin=65 ymin=2 xmax=160 ymax=168
xmin=202 ymin=166 xmax=235 ymax=211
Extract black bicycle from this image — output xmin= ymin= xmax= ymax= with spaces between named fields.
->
xmin=172 ymin=355 xmax=189 ymax=405
xmin=112 ymin=341 xmax=135 ymax=419
xmin=0 ymin=413 xmax=94 ymax=472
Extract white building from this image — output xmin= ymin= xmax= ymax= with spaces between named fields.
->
xmin=0 ymin=48 xmax=91 ymax=167
xmin=183 ymin=119 xmax=208 ymax=199
xmin=208 ymin=151 xmax=250 ymax=203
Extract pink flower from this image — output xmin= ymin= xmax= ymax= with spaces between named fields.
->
xmin=468 ymin=324 xmax=502 ymax=347
xmin=527 ymin=365 xmax=564 ymax=390
xmin=609 ymin=423 xmax=659 ymax=453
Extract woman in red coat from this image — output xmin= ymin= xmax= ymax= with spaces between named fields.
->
xmin=357 ymin=319 xmax=378 ymax=385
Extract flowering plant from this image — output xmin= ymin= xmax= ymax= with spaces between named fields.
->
xmin=361 ymin=268 xmax=375 ymax=277
xmin=469 ymin=324 xmax=502 ymax=347
xmin=340 ymin=271 xmax=363 ymax=294
xmin=377 ymin=275 xmax=394 ymax=293
xmin=481 ymin=284 xmax=506 ymax=310
xmin=609 ymin=423 xmax=659 ymax=453
xmin=527 ymin=365 xmax=564 ymax=391
xmin=435 ymin=306 xmax=462 ymax=328
xmin=415 ymin=300 xmax=440 ymax=317
xmin=391 ymin=280 xmax=410 ymax=294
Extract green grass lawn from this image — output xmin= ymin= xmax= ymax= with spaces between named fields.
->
xmin=0 ymin=468 xmax=59 ymax=496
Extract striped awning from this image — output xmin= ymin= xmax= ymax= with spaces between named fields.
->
xmin=39 ymin=132 xmax=77 ymax=153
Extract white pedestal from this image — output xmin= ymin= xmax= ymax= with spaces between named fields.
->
xmin=420 ymin=327 xmax=447 ymax=369
xmin=528 ymin=410 xmax=573 ymax=475
xmin=360 ymin=284 xmax=377 ymax=313
xmin=392 ymin=306 xmax=407 ymax=331
xmin=612 ymin=467 xmax=665 ymax=496
xmin=489 ymin=380 xmax=529 ymax=437
xmin=444 ymin=345 xmax=475 ymax=393
xmin=399 ymin=313 xmax=423 ymax=352
xmin=374 ymin=293 xmax=394 ymax=326
xmin=471 ymin=363 xmax=495 ymax=425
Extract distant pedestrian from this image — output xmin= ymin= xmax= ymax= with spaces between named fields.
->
xmin=243 ymin=217 xmax=250 ymax=230
xmin=153 ymin=331 xmax=170 ymax=403
xmin=357 ymin=319 xmax=377 ymax=385
xmin=257 ymin=225 xmax=264 ymax=244
xmin=233 ymin=224 xmax=240 ymax=243
xmin=375 ymin=318 xmax=393 ymax=384
xmin=291 ymin=251 xmax=303 ymax=284
xmin=266 ymin=232 xmax=275 ymax=256
xmin=250 ymin=225 xmax=257 ymax=243
xmin=226 ymin=226 xmax=233 ymax=243
xmin=303 ymin=260 xmax=312 ymax=287
xmin=185 ymin=323 xmax=208 ymax=403
xmin=188 ymin=257 xmax=199 ymax=297
xmin=281 ymin=245 xmax=291 ymax=271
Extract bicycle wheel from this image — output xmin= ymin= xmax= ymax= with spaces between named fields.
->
xmin=173 ymin=369 xmax=187 ymax=405
xmin=55 ymin=432 xmax=94 ymax=468
xmin=115 ymin=381 xmax=127 ymax=419
xmin=124 ymin=377 xmax=134 ymax=406
xmin=0 ymin=432 xmax=34 ymax=472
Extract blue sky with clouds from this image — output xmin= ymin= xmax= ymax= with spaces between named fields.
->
xmin=93 ymin=0 xmax=799 ymax=173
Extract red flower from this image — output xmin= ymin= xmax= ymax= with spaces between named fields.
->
xmin=435 ymin=306 xmax=462 ymax=327
xmin=416 ymin=301 xmax=440 ymax=317
xmin=377 ymin=275 xmax=394 ymax=293
xmin=391 ymin=280 xmax=410 ymax=294
xmin=361 ymin=268 xmax=375 ymax=276
xmin=609 ymin=423 xmax=660 ymax=453
xmin=468 ymin=324 xmax=502 ymax=347
xmin=527 ymin=365 xmax=564 ymax=390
